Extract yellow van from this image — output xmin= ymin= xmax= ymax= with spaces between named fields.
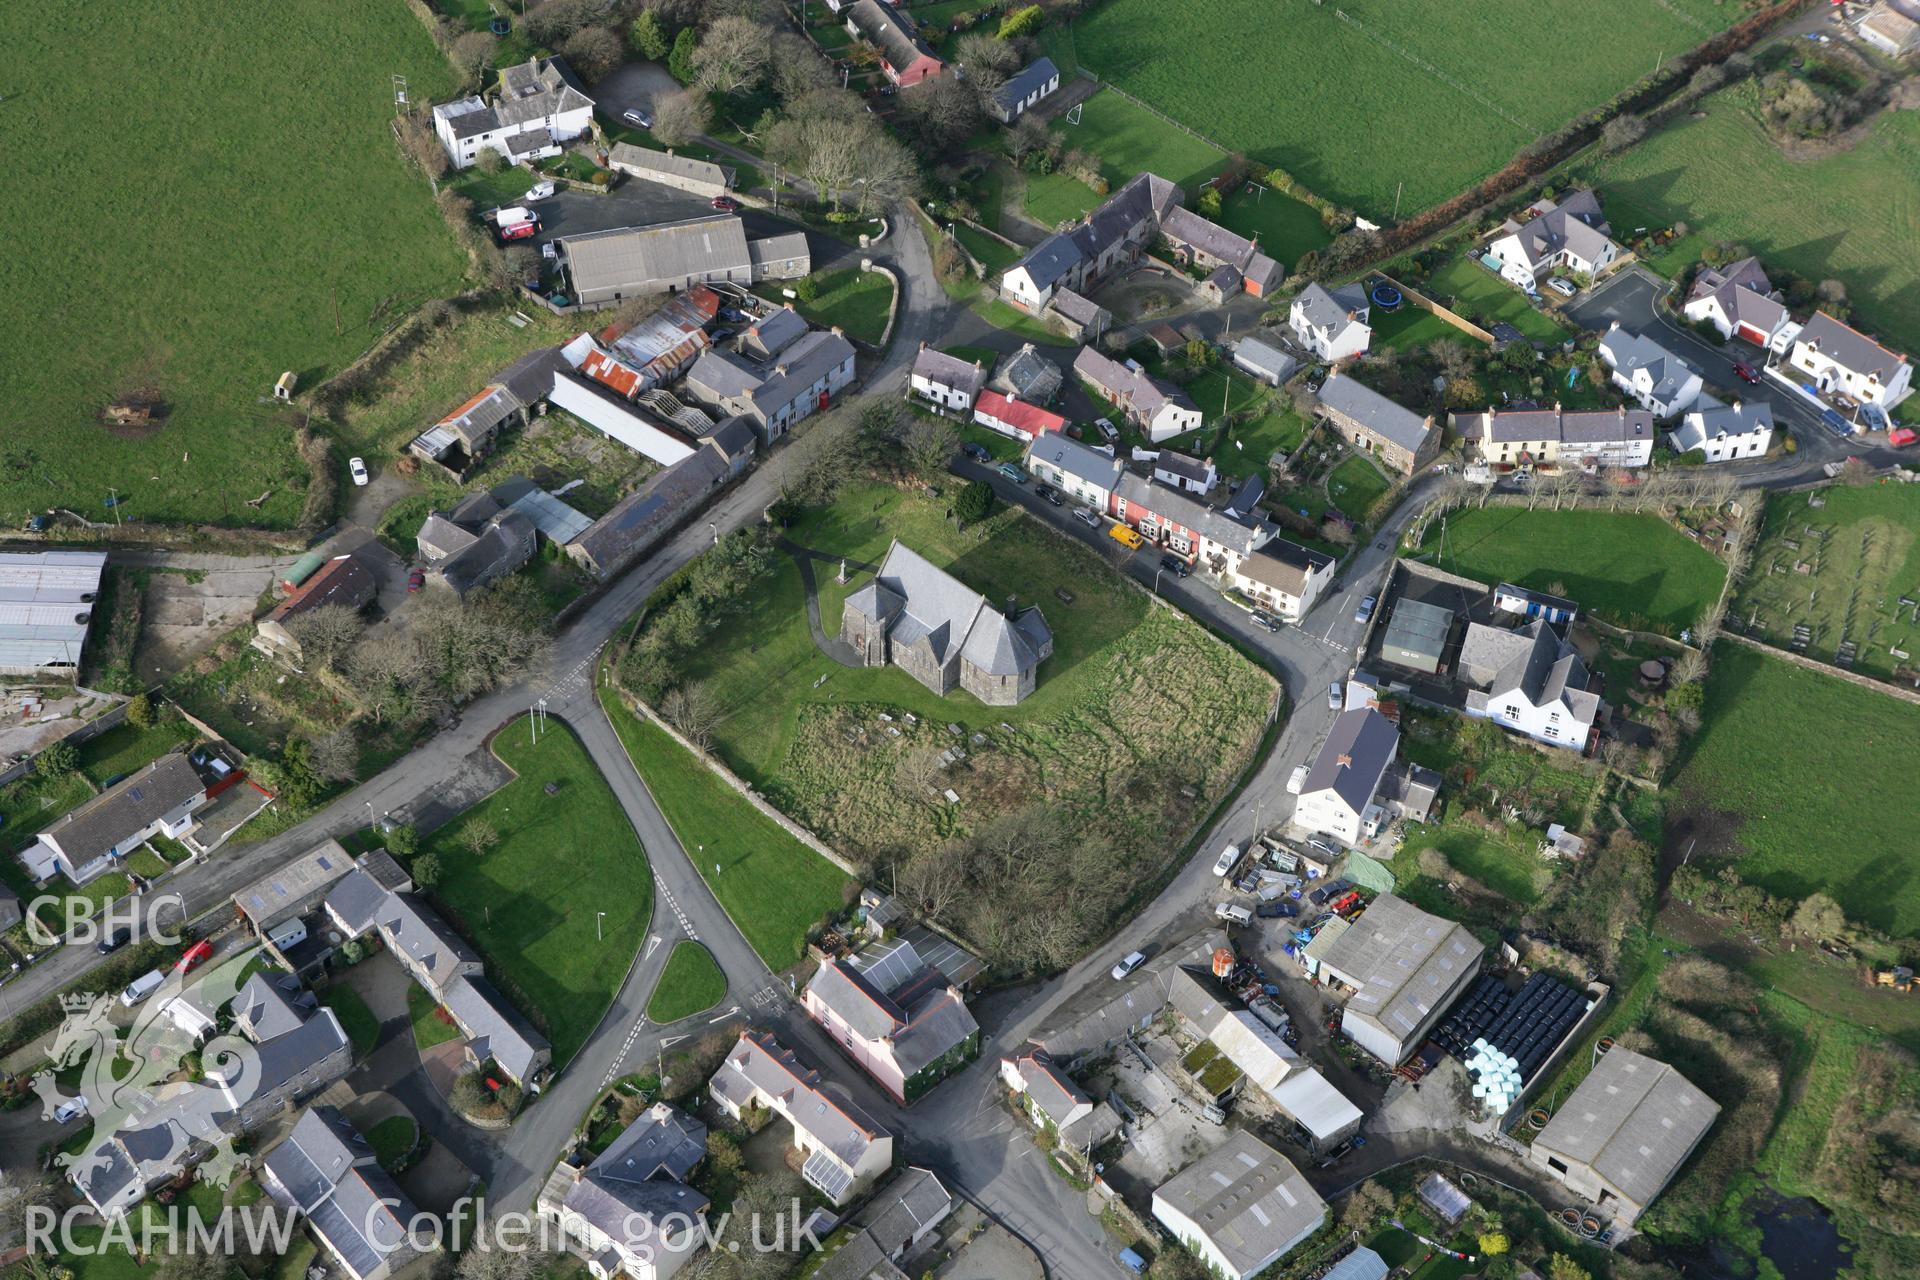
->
xmin=1108 ymin=524 xmax=1146 ymax=552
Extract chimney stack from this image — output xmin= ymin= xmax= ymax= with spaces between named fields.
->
xmin=1005 ymin=594 xmax=1018 ymax=617
xmin=1336 ymin=753 xmax=1353 ymax=768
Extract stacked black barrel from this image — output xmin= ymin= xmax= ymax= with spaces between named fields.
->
xmin=1431 ymin=971 xmax=1588 ymax=1083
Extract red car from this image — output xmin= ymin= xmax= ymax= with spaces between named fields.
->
xmin=1732 ymin=361 xmax=1761 ymax=384
xmin=710 ymin=195 xmax=741 ymax=212
xmin=1890 ymin=427 xmax=1918 ymax=448
xmin=176 ymin=940 xmax=214 ymax=974
xmin=408 ymin=568 xmax=426 ymax=594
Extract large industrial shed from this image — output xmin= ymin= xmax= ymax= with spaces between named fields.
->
xmin=1317 ymin=893 xmax=1485 ymax=1064
xmin=0 ymin=551 xmax=107 ymax=676
xmin=1529 ymin=1047 xmax=1720 ymax=1224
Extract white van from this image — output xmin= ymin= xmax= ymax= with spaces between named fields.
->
xmin=1215 ymin=903 xmax=1253 ymax=926
xmin=121 ymin=969 xmax=165 ymax=1007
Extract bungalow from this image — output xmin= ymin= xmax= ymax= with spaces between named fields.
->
xmin=261 ymin=1108 xmax=426 ymax=1280
xmin=974 ymin=390 xmax=1066 ymax=443
xmin=1786 ymin=311 xmax=1913 ymax=410
xmin=431 ymin=56 xmax=593 ymax=169
xmin=254 ymin=554 xmax=377 ymax=664
xmin=1227 ymin=538 xmax=1335 ymax=622
xmin=608 ymin=143 xmax=735 ymax=198
xmin=1000 ymin=173 xmax=1182 ymax=314
xmin=708 ymin=1030 xmax=894 ymax=1206
xmin=1026 ymin=433 xmax=1124 ymax=508
xmin=1074 ymin=347 xmax=1202 ymax=441
xmin=1289 ymin=283 xmax=1371 ymax=362
xmin=1682 ymin=257 xmax=1796 ymax=350
xmin=18 ymin=753 xmax=207 ymax=885
xmin=684 ymin=328 xmax=857 ymax=442
xmin=844 ymin=0 xmax=944 ymax=85
xmin=1314 ymin=372 xmax=1438 ymax=475
xmin=909 ymin=345 xmax=988 ymax=411
xmin=999 ymin=1051 xmax=1120 ymax=1154
xmin=803 ymin=940 xmax=980 ymax=1102
xmin=1485 ymin=190 xmax=1620 ymax=292
xmin=990 ymin=57 xmax=1060 ymax=124
xmin=1111 ymin=472 xmax=1275 ymax=575
xmin=538 ymin=1102 xmax=708 ymax=1280
xmin=1459 ymin=618 xmax=1602 ymax=751
xmin=1232 ymin=336 xmax=1298 ymax=387
xmin=1671 ymin=396 xmax=1773 ymax=462
xmin=1463 ymin=404 xmax=1655 ymax=469
xmin=1151 ymin=450 xmax=1217 ymax=495
xmin=1598 ymin=324 xmax=1703 ymax=419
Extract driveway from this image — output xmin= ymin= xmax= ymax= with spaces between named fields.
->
xmin=590 ymin=62 xmax=680 ymax=128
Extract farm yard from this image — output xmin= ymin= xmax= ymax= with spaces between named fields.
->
xmin=1414 ymin=507 xmax=1728 ymax=633
xmin=1673 ymin=644 xmax=1920 ymax=937
xmin=1585 ymin=82 xmax=1920 ymax=355
xmin=1043 ymin=0 xmax=1739 ymax=218
xmin=1730 ymin=486 xmax=1920 ymax=684
xmin=0 ymin=0 xmax=466 ymax=531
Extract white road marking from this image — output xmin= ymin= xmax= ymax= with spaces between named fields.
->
xmin=645 ymin=935 xmax=662 ymax=959
xmin=706 ymin=1005 xmax=743 ymax=1024
xmin=654 ymin=875 xmax=699 ymax=943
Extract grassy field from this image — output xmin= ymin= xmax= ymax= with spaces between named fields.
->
xmin=638 ymin=483 xmax=1276 ymax=866
xmin=1730 ymin=486 xmax=1920 ymax=683
xmin=1046 ymin=0 xmax=1734 ymax=218
xmin=1673 ymin=643 xmax=1920 ymax=936
xmin=1020 ymin=89 xmax=1227 ymax=225
xmin=783 ymin=269 xmax=896 ymax=346
xmin=1215 ymin=185 xmax=1333 ymax=265
xmin=1211 ymin=403 xmax=1311 ymax=482
xmin=1585 ymin=82 xmax=1920 ymax=354
xmin=424 ymin=720 xmax=652 ymax=1068
xmin=0 ymin=0 xmax=466 ymax=530
xmin=646 ymin=942 xmax=728 ymax=1023
xmin=602 ymin=693 xmax=853 ymax=969
xmin=1416 ymin=507 xmax=1727 ymax=632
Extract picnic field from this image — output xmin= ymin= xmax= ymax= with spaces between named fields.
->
xmin=1586 ymin=81 xmax=1920 ymax=355
xmin=0 ymin=0 xmax=466 ymax=530
xmin=1045 ymin=0 xmax=1737 ymax=218
xmin=1416 ymin=507 xmax=1727 ymax=632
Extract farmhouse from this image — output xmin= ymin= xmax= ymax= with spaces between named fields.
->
xmin=19 ymin=753 xmax=207 ymax=885
xmin=805 ymin=940 xmax=979 ymax=1102
xmin=1598 ymin=325 xmax=1702 ymax=419
xmin=1227 ymin=538 xmax=1335 ymax=622
xmin=1232 ymin=336 xmax=1298 ymax=387
xmin=0 ymin=550 xmax=107 ymax=676
xmin=565 ymin=440 xmax=736 ymax=578
xmin=1291 ymin=708 xmax=1398 ymax=849
xmin=1682 ymin=257 xmax=1796 ymax=350
xmin=909 ymin=345 xmax=988 ymax=411
xmin=811 ymin=1169 xmax=954 ymax=1280
xmin=556 ymin=218 xmax=809 ymax=305
xmin=1463 ymin=405 xmax=1655 ymax=469
xmin=1786 ymin=311 xmax=1913 ymax=410
xmin=989 ymin=343 xmax=1064 ymax=403
xmin=1152 ymin=1132 xmax=1327 ymax=1280
xmin=254 ymin=554 xmax=376 ymax=663
xmin=1671 ymin=396 xmax=1773 ymax=462
xmin=1001 ymin=173 xmax=1181 ymax=315
xmin=1315 ymin=372 xmax=1438 ymax=474
xmin=1074 ymin=347 xmax=1202 ymax=441
xmin=1315 ymin=893 xmax=1485 ymax=1065
xmin=844 ymin=0 xmax=944 ymax=85
xmin=537 ymin=1102 xmax=708 ymax=1280
xmin=974 ymin=391 xmax=1066 ymax=443
xmin=261 ymin=1108 xmax=426 ymax=1280
xmin=1485 ymin=190 xmax=1621 ymax=292
xmin=1289 ymin=283 xmax=1372 ymax=362
xmin=1529 ymin=1047 xmax=1720 ymax=1224
xmin=1113 ymin=473 xmax=1275 ymax=574
xmin=431 ymin=56 xmax=594 ymax=169
xmin=684 ymin=329 xmax=857 ymax=441
xmin=1859 ymin=3 xmax=1920 ymax=56
xmin=999 ymin=1051 xmax=1120 ymax=1154
xmin=840 ymin=541 xmax=1053 ymax=706
xmin=709 ymin=1030 xmax=894 ymax=1205
xmin=1459 ymin=618 xmax=1602 ymax=751
xmin=1159 ymin=206 xmax=1284 ymax=298
xmin=416 ymin=490 xmax=537 ymax=597
xmin=1026 ymin=433 xmax=1124 ymax=507
xmin=990 ymin=57 xmax=1061 ymax=123
xmin=608 ymin=143 xmax=735 ymax=198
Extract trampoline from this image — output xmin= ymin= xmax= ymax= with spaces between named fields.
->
xmin=1370 ymin=282 xmax=1404 ymax=310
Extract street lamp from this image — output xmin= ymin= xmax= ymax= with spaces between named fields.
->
xmin=596 ymin=911 xmax=606 ymax=942
xmin=1153 ymin=566 xmax=1166 ymax=596
xmin=708 ymin=521 xmax=718 ymax=545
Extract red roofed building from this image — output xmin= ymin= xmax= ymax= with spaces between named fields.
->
xmin=254 ymin=554 xmax=377 ymax=664
xmin=580 ymin=347 xmax=644 ymax=399
xmin=974 ymin=391 xmax=1067 ymax=444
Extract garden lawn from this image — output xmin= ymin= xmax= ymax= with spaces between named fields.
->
xmin=1730 ymin=485 xmax=1920 ymax=684
xmin=1417 ymin=507 xmax=1726 ymax=632
xmin=423 ymin=719 xmax=652 ymax=1068
xmin=0 ymin=0 xmax=465 ymax=530
xmin=366 ymin=1115 xmax=417 ymax=1171
xmin=1212 ymin=405 xmax=1311 ymax=481
xmin=953 ymin=222 xmax=1022 ymax=275
xmin=1673 ymin=644 xmax=1920 ymax=936
xmin=1215 ymin=186 xmax=1332 ymax=266
xmin=603 ymin=694 xmax=852 ymax=969
xmin=1585 ymin=82 xmax=1920 ymax=354
xmin=1372 ymin=303 xmax=1471 ymax=352
xmin=322 ymin=985 xmax=381 ymax=1057
xmin=1419 ymin=255 xmax=1571 ymax=343
xmin=1401 ymin=824 xmax=1551 ymax=906
xmin=646 ymin=942 xmax=728 ymax=1023
xmin=1327 ymin=454 xmax=1391 ymax=520
xmin=787 ymin=270 xmax=895 ymax=346
xmin=1020 ymin=89 xmax=1226 ymax=227
xmin=76 ymin=717 xmax=194 ymax=788
xmin=409 ymin=982 xmax=462 ymax=1051
xmin=1024 ymin=170 xmax=1105 ymax=228
xmin=1049 ymin=0 xmax=1735 ymax=218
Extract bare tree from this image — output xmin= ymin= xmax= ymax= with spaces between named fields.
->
xmin=953 ymin=31 xmax=1021 ymax=101
xmin=561 ymin=26 xmax=626 ymax=84
xmin=897 ymin=75 xmax=982 ymax=156
xmin=0 ymin=1169 xmax=57 ymax=1250
xmin=897 ymin=844 xmax=967 ymax=920
xmin=346 ymin=633 xmax=431 ymax=723
xmin=1840 ymin=456 xmax=1873 ymax=487
xmin=457 ymin=1239 xmax=542 ymax=1280
xmin=652 ymin=88 xmax=714 ymax=148
xmin=304 ymin=729 xmax=360 ymax=783
xmin=795 ymin=114 xmax=864 ymax=207
xmin=850 ymin=127 xmax=920 ymax=213
xmin=769 ymin=32 xmax=833 ymax=103
xmin=290 ymin=604 xmax=365 ymax=674
xmin=693 ymin=16 xmax=771 ymax=96
xmin=522 ymin=0 xmax=601 ymax=45
xmin=449 ymin=30 xmax=496 ymax=91
xmin=660 ymin=682 xmax=721 ymax=749
xmin=1003 ymin=113 xmax=1051 ymax=167
xmin=397 ymin=113 xmax=452 ymax=180
xmin=898 ymin=410 xmax=956 ymax=478
xmin=459 ymin=818 xmax=501 ymax=858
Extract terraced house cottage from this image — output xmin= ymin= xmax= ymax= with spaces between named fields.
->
xmin=804 ymin=939 xmax=980 ymax=1102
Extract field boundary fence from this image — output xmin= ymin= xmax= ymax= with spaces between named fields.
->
xmin=1375 ymin=271 xmax=1495 ymax=344
xmin=1723 ymin=631 xmax=1920 ymax=707
xmin=1330 ymin=7 xmax=1535 ymax=134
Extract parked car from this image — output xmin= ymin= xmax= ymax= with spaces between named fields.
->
xmin=497 ymin=218 xmax=539 ymax=242
xmin=96 ymin=924 xmax=133 ymax=955
xmin=1215 ymin=903 xmax=1253 ymax=926
xmin=1250 ymin=609 xmax=1282 ymax=633
xmin=1733 ymin=361 xmax=1761 ymax=384
xmin=1315 ymin=1140 xmax=1356 ymax=1168
xmin=1118 ymin=1248 xmax=1148 ymax=1276
xmin=525 ymin=180 xmax=556 ymax=201
xmin=1891 ymin=427 xmax=1918 ymax=448
xmin=348 ymin=457 xmax=369 ymax=487
xmin=1354 ymin=594 xmax=1377 ymax=623
xmin=53 ymin=1096 xmax=88 ymax=1125
xmin=1095 ymin=418 xmax=1118 ymax=443
xmin=1212 ymin=844 xmax=1241 ymax=877
xmin=997 ymin=462 xmax=1026 ymax=483
xmin=710 ymin=195 xmax=742 ymax=212
xmin=623 ymin=108 xmax=652 ymax=128
xmin=1255 ymin=900 xmax=1299 ymax=919
xmin=1108 ymin=524 xmax=1145 ymax=551
xmin=1035 ymin=483 xmax=1064 ymax=506
xmin=1328 ymin=681 xmax=1343 ymax=709
xmin=407 ymin=569 xmax=426 ymax=594
xmin=1201 ymin=1101 xmax=1229 ymax=1124
xmin=1546 ymin=278 xmax=1577 ymax=298
xmin=1111 ymin=950 xmax=1147 ymax=980
xmin=121 ymin=969 xmax=165 ymax=1008
xmin=176 ymin=939 xmax=214 ymax=974
xmin=1160 ymin=555 xmax=1190 ymax=578
xmin=1074 ymin=508 xmax=1102 ymax=528
xmin=962 ymin=442 xmax=990 ymax=462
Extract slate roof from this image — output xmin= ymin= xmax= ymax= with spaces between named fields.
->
xmin=741 ymin=306 xmax=809 ymax=361
xmin=1796 ymin=310 xmax=1909 ymax=381
xmin=711 ymin=1031 xmax=890 ymax=1170
xmin=1476 ymin=406 xmax=1654 ymax=446
xmin=1009 ymin=1051 xmax=1089 ymax=1126
xmin=1687 ymin=257 xmax=1788 ymax=336
xmin=1236 ymin=539 xmax=1332 ymax=596
xmin=233 ymin=973 xmax=307 ymax=1042
xmin=1460 ymin=619 xmax=1600 ymax=729
xmin=1027 ymin=433 xmax=1123 ymax=491
xmin=1074 ymin=347 xmax=1194 ymax=421
xmin=266 ymin=555 xmax=376 ymax=627
xmin=377 ymin=893 xmax=480 ymax=993
xmin=608 ymin=142 xmax=734 ymax=190
xmin=443 ymin=973 xmax=551 ymax=1082
xmin=263 ymin=1107 xmax=365 ymax=1214
xmin=1500 ymin=189 xmax=1616 ymax=269
xmin=304 ymin=1163 xmax=419 ymax=1280
xmin=326 ymin=867 xmax=404 ymax=938
xmin=846 ymin=0 xmax=939 ymax=74
xmin=850 ymin=1167 xmax=952 ymax=1258
xmin=1234 ymin=337 xmax=1297 ymax=381
xmin=1154 ymin=451 xmax=1213 ymax=486
xmin=851 ymin=541 xmax=1051 ymax=679
xmin=913 ymin=347 xmax=989 ymax=398
xmin=1293 ymin=283 xmax=1369 ymax=335
xmin=1013 ymin=231 xmax=1087 ymax=291
xmin=1533 ymin=1047 xmax=1719 ymax=1212
xmin=568 ymin=443 xmax=729 ymax=574
xmin=1010 ymin=172 xmax=1179 ymax=287
xmin=592 ymin=1103 xmax=707 ymax=1186
xmin=1300 ymin=708 xmax=1397 ymax=816
xmin=747 ymin=330 xmax=857 ymax=420
xmin=1153 ymin=1131 xmax=1325 ymax=1277
xmin=495 ymin=56 xmax=592 ymax=123
xmin=1599 ymin=328 xmax=1696 ymax=404
xmin=1048 ymin=287 xmax=1105 ymax=327
xmin=1113 ymin=473 xmax=1270 ymax=551
xmin=39 ymin=754 xmax=204 ymax=865
xmin=1316 ymin=372 xmax=1431 ymax=453
xmin=1319 ymin=894 xmax=1484 ymax=1049
xmin=1161 ymin=206 xmax=1259 ymax=269
xmin=1687 ymin=255 xmax=1771 ymax=303
xmin=1672 ymin=396 xmax=1774 ymax=451
xmin=995 ymin=57 xmax=1059 ymax=113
